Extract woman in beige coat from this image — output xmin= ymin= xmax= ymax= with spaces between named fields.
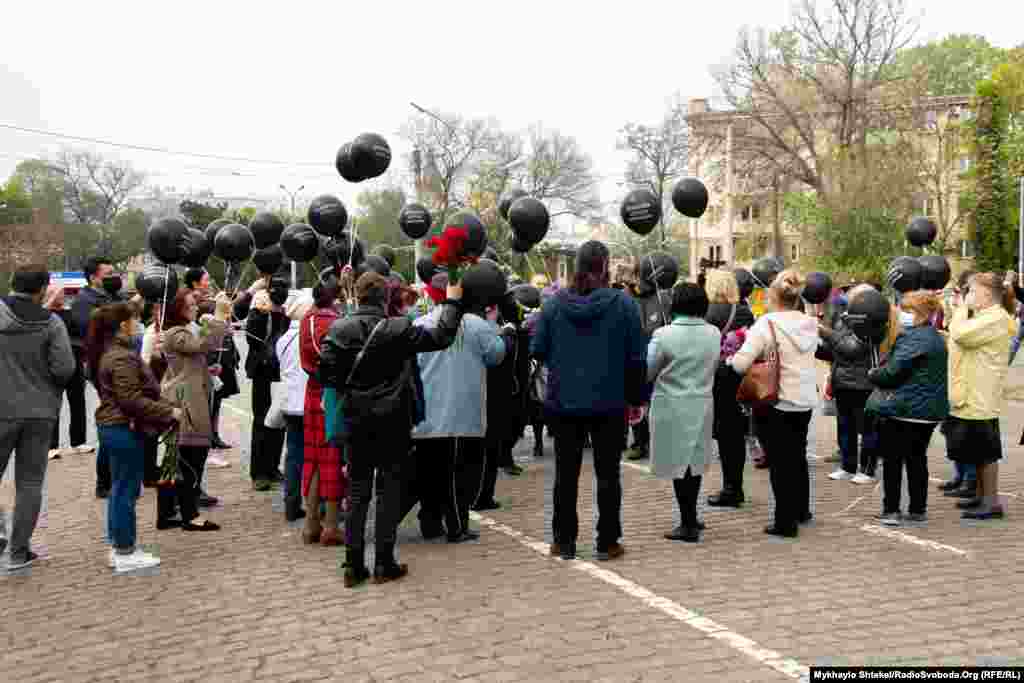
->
xmin=160 ymin=288 xmax=230 ymax=531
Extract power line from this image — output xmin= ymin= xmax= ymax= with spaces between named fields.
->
xmin=0 ymin=122 xmax=328 ymax=166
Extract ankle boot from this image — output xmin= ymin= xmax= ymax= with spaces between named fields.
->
xmin=947 ymin=480 xmax=978 ymax=499
xmin=373 ymin=544 xmax=409 ymax=584
xmin=343 ymin=547 xmax=370 ymax=588
xmin=284 ymin=496 xmax=305 ymax=522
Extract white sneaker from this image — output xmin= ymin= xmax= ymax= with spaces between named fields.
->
xmin=72 ymin=445 xmax=96 ymax=455
xmin=206 ymin=455 xmax=230 ymax=469
xmin=851 ymin=472 xmax=876 ymax=484
xmin=108 ymin=549 xmax=116 ymax=568
xmin=828 ymin=469 xmax=856 ymax=481
xmin=48 ymin=449 xmax=63 ymax=460
xmin=114 ymin=550 xmax=160 ymax=573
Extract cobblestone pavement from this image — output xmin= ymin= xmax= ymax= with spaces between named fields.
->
xmin=3 ymin=346 xmax=1024 ymax=682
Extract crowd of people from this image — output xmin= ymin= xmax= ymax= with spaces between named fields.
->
xmin=0 ymin=242 xmax=1016 ymax=579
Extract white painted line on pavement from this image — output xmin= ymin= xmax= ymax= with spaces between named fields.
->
xmin=622 ymin=460 xmax=649 ymax=474
xmin=857 ymin=523 xmax=969 ymax=556
xmin=471 ymin=513 xmax=810 ymax=682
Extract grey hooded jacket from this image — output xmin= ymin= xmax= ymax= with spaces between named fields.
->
xmin=0 ymin=294 xmax=76 ymax=420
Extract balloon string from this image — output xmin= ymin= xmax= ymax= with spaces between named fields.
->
xmin=158 ymin=268 xmax=170 ymax=333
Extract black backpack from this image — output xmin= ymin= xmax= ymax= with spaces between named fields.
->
xmin=247 ymin=313 xmax=286 ymax=382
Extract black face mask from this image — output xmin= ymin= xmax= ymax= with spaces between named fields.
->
xmin=102 ymin=276 xmax=122 ymax=295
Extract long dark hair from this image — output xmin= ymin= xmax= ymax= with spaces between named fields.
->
xmin=85 ymin=302 xmax=139 ymax=384
xmin=572 ymin=241 xmax=610 ymax=296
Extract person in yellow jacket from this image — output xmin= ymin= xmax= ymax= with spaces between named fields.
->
xmin=945 ymin=272 xmax=1013 ymax=520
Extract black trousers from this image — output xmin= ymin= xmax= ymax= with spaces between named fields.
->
xmin=756 ymin=408 xmax=812 ymax=532
xmin=347 ymin=421 xmax=409 ymax=560
xmin=477 ymin=434 xmax=513 ymax=505
xmin=880 ymin=420 xmax=935 ymax=515
xmin=177 ymin=446 xmax=208 ymax=522
xmin=414 ymin=437 xmax=485 ymax=538
xmin=250 ymin=378 xmax=285 ymax=481
xmin=630 ymin=415 xmax=650 ymax=451
xmin=835 ymin=389 xmax=871 ymax=475
xmin=713 ymin=369 xmax=748 ymax=496
xmin=549 ymin=412 xmax=626 ymax=548
xmin=51 ymin=351 xmax=87 ymax=450
xmin=143 ymin=433 xmax=159 ymax=483
xmin=673 ymin=469 xmax=702 ymax=528
xmin=398 ymin=442 xmax=445 ymax=535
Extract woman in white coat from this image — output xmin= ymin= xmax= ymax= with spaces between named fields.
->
xmin=277 ymin=294 xmax=313 ymax=522
xmin=647 ymin=283 xmax=721 ymax=543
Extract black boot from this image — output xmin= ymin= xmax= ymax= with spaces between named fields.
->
xmin=343 ymin=547 xmax=370 ymax=588
xmin=373 ymin=544 xmax=408 ymax=584
xmin=156 ymin=487 xmax=181 ymax=530
xmin=707 ymin=490 xmax=744 ymax=508
xmin=946 ymin=480 xmax=978 ymax=499
xmin=284 ymin=496 xmax=306 ymax=522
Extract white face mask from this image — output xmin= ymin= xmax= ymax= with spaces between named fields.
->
xmin=899 ymin=311 xmax=916 ymax=328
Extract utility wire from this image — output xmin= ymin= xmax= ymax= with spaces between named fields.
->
xmin=0 ymin=122 xmax=327 ymax=166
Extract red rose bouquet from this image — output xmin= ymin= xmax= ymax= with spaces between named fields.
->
xmin=426 ymin=226 xmax=477 ymax=284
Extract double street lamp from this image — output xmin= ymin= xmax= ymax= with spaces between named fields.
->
xmin=279 ymin=184 xmax=304 ymax=288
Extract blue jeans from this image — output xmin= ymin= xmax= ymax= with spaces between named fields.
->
xmin=100 ymin=425 xmax=144 ymax=551
xmin=284 ymin=415 xmax=304 ymax=505
xmin=955 ymin=461 xmax=977 ymax=483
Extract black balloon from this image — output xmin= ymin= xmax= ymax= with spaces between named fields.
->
xmin=372 ymin=244 xmax=397 ymax=268
xmin=887 ymin=256 xmax=923 ymax=293
xmin=509 ymin=197 xmax=550 ymax=244
xmin=416 ymin=257 xmax=440 ymax=285
xmin=325 ymin=230 xmax=365 ymax=269
xmin=803 ymin=271 xmax=833 ymax=305
xmin=253 ymin=244 xmax=285 ymax=275
xmin=448 ymin=211 xmax=488 ymax=257
xmin=148 ymin=217 xmax=189 ymax=264
xmin=638 ymin=252 xmax=680 ymax=290
xmin=250 ymin=211 xmax=285 ymax=250
xmin=847 ymin=289 xmax=891 ymax=344
xmin=399 ymin=203 xmax=433 ymax=239
xmin=510 ymin=284 xmax=541 ymax=310
xmin=308 ymin=195 xmax=349 ymax=238
xmin=462 ymin=259 xmax=508 ymax=308
xmin=205 ymin=217 xmax=232 ymax=247
xmin=335 ymin=142 xmax=365 ymax=183
xmin=350 ymin=133 xmax=391 ymax=180
xmin=499 ymin=189 xmax=529 ymax=221
xmin=359 ymin=254 xmax=391 ymax=277
xmin=906 ymin=216 xmax=938 ymax=248
xmin=671 ymin=177 xmax=709 ymax=218
xmin=511 ymin=235 xmax=532 ymax=253
xmin=620 ymin=189 xmax=662 ymax=235
xmin=734 ymin=269 xmax=755 ymax=300
xmin=280 ymin=223 xmax=320 ymax=263
xmin=213 ymin=223 xmax=255 ymax=263
xmin=136 ymin=263 xmax=179 ymax=304
xmin=918 ymin=255 xmax=951 ymax=291
xmin=752 ymin=257 xmax=784 ymax=289
xmin=180 ymin=228 xmax=212 ymax=269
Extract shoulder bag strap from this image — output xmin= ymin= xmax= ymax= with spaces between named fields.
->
xmin=767 ymin=320 xmax=781 ymax=391
xmin=723 ymin=304 xmax=737 ymax=335
xmin=343 ymin=319 xmax=387 ymax=388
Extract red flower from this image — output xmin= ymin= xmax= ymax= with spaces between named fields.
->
xmin=426 ymin=226 xmax=470 ymax=268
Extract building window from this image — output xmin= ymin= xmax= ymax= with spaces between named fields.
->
xmin=959 ymin=157 xmax=971 ymax=172
xmin=791 ymin=243 xmax=799 ymax=262
xmin=960 ymin=240 xmax=976 ymax=258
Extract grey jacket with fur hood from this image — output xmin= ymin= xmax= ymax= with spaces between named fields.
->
xmin=0 ymin=294 xmax=75 ymax=420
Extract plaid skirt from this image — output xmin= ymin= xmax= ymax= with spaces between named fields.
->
xmin=302 ymin=386 xmax=347 ymax=501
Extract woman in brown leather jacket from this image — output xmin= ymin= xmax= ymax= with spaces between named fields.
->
xmin=88 ymin=302 xmax=181 ymax=573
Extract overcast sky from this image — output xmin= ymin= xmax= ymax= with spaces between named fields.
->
xmin=2 ymin=0 xmax=1022 ymax=222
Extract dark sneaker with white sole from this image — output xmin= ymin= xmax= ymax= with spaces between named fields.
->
xmin=7 ymin=551 xmax=39 ymax=571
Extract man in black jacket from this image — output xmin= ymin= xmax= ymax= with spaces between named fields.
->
xmin=70 ymin=256 xmax=123 ymax=498
xmin=319 ymin=272 xmax=464 ymax=588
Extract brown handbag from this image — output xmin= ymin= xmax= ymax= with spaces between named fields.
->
xmin=736 ymin=320 xmax=781 ymax=410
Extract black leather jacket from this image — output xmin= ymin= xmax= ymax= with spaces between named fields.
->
xmin=318 ymin=301 xmax=464 ymax=426
xmin=816 ymin=312 xmax=876 ymax=392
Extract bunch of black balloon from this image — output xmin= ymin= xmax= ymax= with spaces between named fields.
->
xmin=180 ymin=228 xmax=213 ymax=269
xmin=253 ymin=244 xmax=285 ymax=276
xmin=447 ymin=211 xmax=488 ymax=258
xmin=803 ymin=272 xmax=833 ymax=305
xmin=887 ymin=256 xmax=923 ymax=293
xmin=399 ymin=203 xmax=433 ymax=240
xmin=906 ymin=216 xmax=938 ymax=248
xmin=416 ymin=257 xmax=441 ymax=285
xmin=308 ymin=195 xmax=349 ymax=239
xmin=148 ymin=217 xmax=189 ymax=264
xmin=372 ymin=245 xmax=397 ymax=269
xmin=358 ymin=254 xmax=391 ymax=278
xmin=499 ymin=189 xmax=529 ymax=221
xmin=620 ymin=189 xmax=662 ymax=236
xmin=671 ymin=177 xmax=709 ymax=218
xmin=324 ymin=230 xmax=366 ymax=271
xmin=250 ymin=212 xmax=285 ymax=250
xmin=508 ymin=197 xmax=550 ymax=252
xmin=639 ymin=252 xmax=680 ymax=290
xmin=336 ymin=133 xmax=391 ymax=183
xmin=462 ymin=259 xmax=508 ymax=309
xmin=847 ymin=289 xmax=891 ymax=345
xmin=213 ymin=223 xmax=256 ymax=295
xmin=205 ymin=217 xmax=232 ymax=247
xmin=918 ymin=255 xmax=951 ymax=291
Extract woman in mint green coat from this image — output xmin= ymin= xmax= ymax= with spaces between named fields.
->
xmin=647 ymin=283 xmax=721 ymax=543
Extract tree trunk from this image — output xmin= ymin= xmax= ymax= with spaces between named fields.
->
xmin=772 ymin=177 xmax=784 ymax=261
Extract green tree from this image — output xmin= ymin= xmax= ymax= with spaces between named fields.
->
xmin=353 ymin=186 xmax=414 ymax=280
xmin=179 ymin=199 xmax=227 ymax=230
xmin=889 ymin=34 xmax=1008 ymax=97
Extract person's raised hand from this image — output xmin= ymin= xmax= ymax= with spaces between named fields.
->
xmin=446 ymin=282 xmax=463 ymax=301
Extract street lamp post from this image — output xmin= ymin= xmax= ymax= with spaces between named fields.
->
xmin=279 ymin=184 xmax=304 ymax=289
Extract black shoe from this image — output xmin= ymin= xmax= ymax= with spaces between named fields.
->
xmin=198 ymin=493 xmax=219 ymax=508
xmin=95 ymin=487 xmax=110 ymax=499
xmin=956 ymin=498 xmax=982 ymax=510
xmin=534 ymin=444 xmax=544 ymax=458
xmin=938 ymin=478 xmax=962 ymax=492
xmin=421 ymin=527 xmax=446 ymax=540
xmin=0 ymin=538 xmax=6 ymax=555
xmin=448 ymin=530 xmax=480 ymax=544
xmin=707 ymin=492 xmax=744 ymax=508
xmin=6 ymin=550 xmax=38 ymax=571
xmin=373 ymin=563 xmax=409 ymax=584
xmin=798 ymin=512 xmax=814 ymax=525
xmin=471 ymin=500 xmax=501 ymax=512
xmin=947 ymin=483 xmax=978 ymax=499
xmin=182 ymin=520 xmax=221 ymax=531
xmin=559 ymin=542 xmax=577 ymax=560
xmin=764 ymin=525 xmax=798 ymax=538
xmin=211 ymin=436 xmax=233 ymax=450
xmin=156 ymin=518 xmax=182 ymax=530
xmin=664 ymin=526 xmax=700 ymax=542
xmin=697 ymin=521 xmax=706 ymax=531
xmin=285 ymin=507 xmax=306 ymax=522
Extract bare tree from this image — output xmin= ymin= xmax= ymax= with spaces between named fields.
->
xmin=618 ymin=98 xmax=691 ymax=247
xmin=51 ymin=149 xmax=146 ymax=225
xmin=519 ymin=125 xmax=602 ymax=220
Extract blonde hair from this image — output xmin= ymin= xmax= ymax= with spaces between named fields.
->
xmin=769 ymin=269 xmax=804 ymax=310
xmin=971 ymin=272 xmax=1016 ymax=314
xmin=704 ymin=269 xmax=739 ymax=304
xmin=901 ymin=291 xmax=941 ymax=324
